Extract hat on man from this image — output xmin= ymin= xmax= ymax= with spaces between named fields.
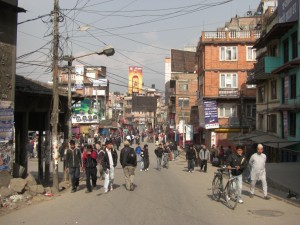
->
xmin=124 ymin=140 xmax=130 ymax=146
xmin=105 ymin=139 xmax=112 ymax=145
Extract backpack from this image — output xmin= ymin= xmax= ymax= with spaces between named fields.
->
xmin=135 ymin=146 xmax=141 ymax=155
xmin=126 ymin=148 xmax=137 ymax=166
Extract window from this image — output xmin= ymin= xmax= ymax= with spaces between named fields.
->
xmin=289 ymin=112 xmax=296 ymax=137
xmin=258 ymin=114 xmax=263 ymax=130
xmin=270 ymin=80 xmax=277 ymax=100
xmin=218 ymin=104 xmax=237 ymax=117
xmin=178 ymin=98 xmax=189 ymax=107
xmin=179 ymin=83 xmax=188 ymax=91
xmin=267 ymin=114 xmax=277 ymax=133
xmin=246 ymin=46 xmax=256 ymax=61
xmin=283 ymin=39 xmax=289 ymax=63
xmin=220 ymin=46 xmax=238 ymax=61
xmin=292 ymin=32 xmax=298 ymax=59
xmin=268 ymin=43 xmax=278 ymax=56
xmin=290 ymin=74 xmax=296 ymax=99
xmin=246 ymin=104 xmax=256 ymax=118
xmin=258 ymin=86 xmax=265 ymax=103
xmin=220 ymin=73 xmax=238 ymax=88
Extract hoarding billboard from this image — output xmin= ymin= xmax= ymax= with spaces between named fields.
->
xmin=72 ymin=99 xmax=99 ymax=124
xmin=128 ymin=66 xmax=143 ymax=94
xmin=278 ymin=0 xmax=298 ymax=23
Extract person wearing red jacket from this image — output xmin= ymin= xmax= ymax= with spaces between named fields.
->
xmin=82 ymin=145 xmax=98 ymax=193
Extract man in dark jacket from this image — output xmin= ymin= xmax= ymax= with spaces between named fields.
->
xmin=120 ymin=140 xmax=137 ymax=191
xmin=186 ymin=144 xmax=197 ymax=172
xmin=82 ymin=145 xmax=98 ymax=193
xmin=226 ymin=145 xmax=247 ymax=204
xmin=65 ymin=140 xmax=82 ymax=193
xmin=102 ymin=139 xmax=118 ymax=193
xmin=154 ymin=143 xmax=163 ymax=170
xmin=143 ymin=144 xmax=150 ymax=171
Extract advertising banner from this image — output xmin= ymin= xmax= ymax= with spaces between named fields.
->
xmin=0 ymin=100 xmax=14 ymax=171
xmin=72 ymin=99 xmax=99 ymax=124
xmin=128 ymin=66 xmax=143 ymax=94
xmin=204 ymin=100 xmax=219 ymax=129
xmin=185 ymin=125 xmax=193 ymax=141
xmin=75 ymin=65 xmax=84 ymax=90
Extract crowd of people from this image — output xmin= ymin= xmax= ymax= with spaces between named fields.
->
xmin=58 ymin=129 xmax=271 ymax=204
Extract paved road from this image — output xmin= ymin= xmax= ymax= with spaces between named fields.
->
xmin=0 ymin=142 xmax=299 ymax=225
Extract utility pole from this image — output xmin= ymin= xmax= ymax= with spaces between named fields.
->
xmin=51 ymin=0 xmax=60 ymax=192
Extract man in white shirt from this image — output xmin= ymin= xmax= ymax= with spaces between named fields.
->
xmin=249 ymin=144 xmax=271 ymax=200
xmin=102 ymin=139 xmax=118 ymax=193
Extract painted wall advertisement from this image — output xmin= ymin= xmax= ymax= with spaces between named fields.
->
xmin=204 ymin=100 xmax=219 ymax=129
xmin=0 ymin=101 xmax=14 ymax=171
xmin=128 ymin=66 xmax=143 ymax=95
xmin=72 ymin=99 xmax=99 ymax=124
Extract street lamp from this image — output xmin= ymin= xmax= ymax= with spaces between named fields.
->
xmin=63 ymin=46 xmax=115 ymax=141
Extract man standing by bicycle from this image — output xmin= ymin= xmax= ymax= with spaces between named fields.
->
xmin=226 ymin=145 xmax=247 ymax=204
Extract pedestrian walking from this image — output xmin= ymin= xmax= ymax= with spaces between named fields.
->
xmin=135 ymin=143 xmax=143 ymax=171
xmin=95 ymin=143 xmax=105 ymax=181
xmin=226 ymin=145 xmax=247 ymax=204
xmin=65 ymin=140 xmax=82 ymax=193
xmin=199 ymin=145 xmax=210 ymax=172
xmin=162 ymin=143 xmax=170 ymax=169
xmin=102 ymin=139 xmax=118 ymax=193
xmin=186 ymin=144 xmax=197 ymax=172
xmin=249 ymin=144 xmax=271 ymax=200
xmin=143 ymin=144 xmax=150 ymax=171
xmin=82 ymin=145 xmax=98 ymax=193
xmin=120 ymin=141 xmax=137 ymax=191
xmin=173 ymin=141 xmax=179 ymax=160
xmin=154 ymin=143 xmax=163 ymax=170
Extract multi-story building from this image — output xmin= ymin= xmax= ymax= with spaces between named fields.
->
xmin=249 ymin=0 xmax=300 ymax=162
xmin=166 ymin=49 xmax=197 ymax=145
xmin=195 ymin=12 xmax=262 ymax=149
xmin=59 ymin=66 xmax=109 ymax=134
xmin=123 ymin=86 xmax=163 ymax=133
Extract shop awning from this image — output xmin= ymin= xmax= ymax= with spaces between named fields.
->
xmin=249 ymin=134 xmax=300 ymax=149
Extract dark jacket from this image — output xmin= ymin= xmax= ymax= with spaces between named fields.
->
xmin=120 ymin=146 xmax=137 ymax=168
xmin=186 ymin=148 xmax=197 ymax=160
xmin=143 ymin=146 xmax=149 ymax=159
xmin=155 ymin=147 xmax=163 ymax=158
xmin=82 ymin=150 xmax=97 ymax=168
xmin=65 ymin=148 xmax=82 ymax=168
xmin=102 ymin=148 xmax=118 ymax=171
xmin=226 ymin=153 xmax=247 ymax=176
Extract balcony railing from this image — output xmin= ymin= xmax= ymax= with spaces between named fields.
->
xmin=202 ymin=30 xmax=261 ymax=42
xmin=218 ymin=88 xmax=239 ymax=97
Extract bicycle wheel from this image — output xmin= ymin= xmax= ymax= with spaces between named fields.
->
xmin=225 ymin=179 xmax=238 ymax=209
xmin=212 ymin=175 xmax=222 ymax=201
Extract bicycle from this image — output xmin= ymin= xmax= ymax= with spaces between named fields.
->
xmin=212 ymin=167 xmax=239 ymax=209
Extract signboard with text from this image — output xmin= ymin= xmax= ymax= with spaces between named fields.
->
xmin=278 ymin=0 xmax=298 ymax=23
xmin=204 ymin=100 xmax=219 ymax=129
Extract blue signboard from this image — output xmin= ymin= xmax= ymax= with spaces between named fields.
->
xmin=203 ymin=100 xmax=219 ymax=129
xmin=278 ymin=0 xmax=299 ymax=23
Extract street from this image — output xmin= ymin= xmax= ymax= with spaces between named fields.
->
xmin=0 ymin=142 xmax=299 ymax=225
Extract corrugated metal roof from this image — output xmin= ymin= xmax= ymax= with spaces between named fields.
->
xmin=15 ymin=75 xmax=67 ymax=96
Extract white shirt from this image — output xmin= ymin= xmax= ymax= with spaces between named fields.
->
xmin=249 ymin=152 xmax=266 ymax=180
xmin=106 ymin=148 xmax=114 ymax=168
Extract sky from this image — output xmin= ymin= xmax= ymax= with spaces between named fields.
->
xmin=16 ymin=0 xmax=261 ymax=94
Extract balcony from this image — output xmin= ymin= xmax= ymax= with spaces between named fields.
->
xmin=218 ymin=88 xmax=239 ymax=97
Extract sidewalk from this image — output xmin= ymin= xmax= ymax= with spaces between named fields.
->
xmin=178 ymin=146 xmax=300 ymax=206
xmin=266 ymin=162 xmax=300 ymax=205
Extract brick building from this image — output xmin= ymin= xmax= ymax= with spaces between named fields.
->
xmin=195 ymin=14 xmax=262 ymax=149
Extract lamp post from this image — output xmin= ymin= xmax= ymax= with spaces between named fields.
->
xmin=63 ymin=46 xmax=115 ymax=141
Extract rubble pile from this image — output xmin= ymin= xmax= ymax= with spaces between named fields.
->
xmin=0 ymin=172 xmax=49 ymax=211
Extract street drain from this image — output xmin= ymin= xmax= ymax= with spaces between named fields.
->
xmin=249 ymin=210 xmax=284 ymax=217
